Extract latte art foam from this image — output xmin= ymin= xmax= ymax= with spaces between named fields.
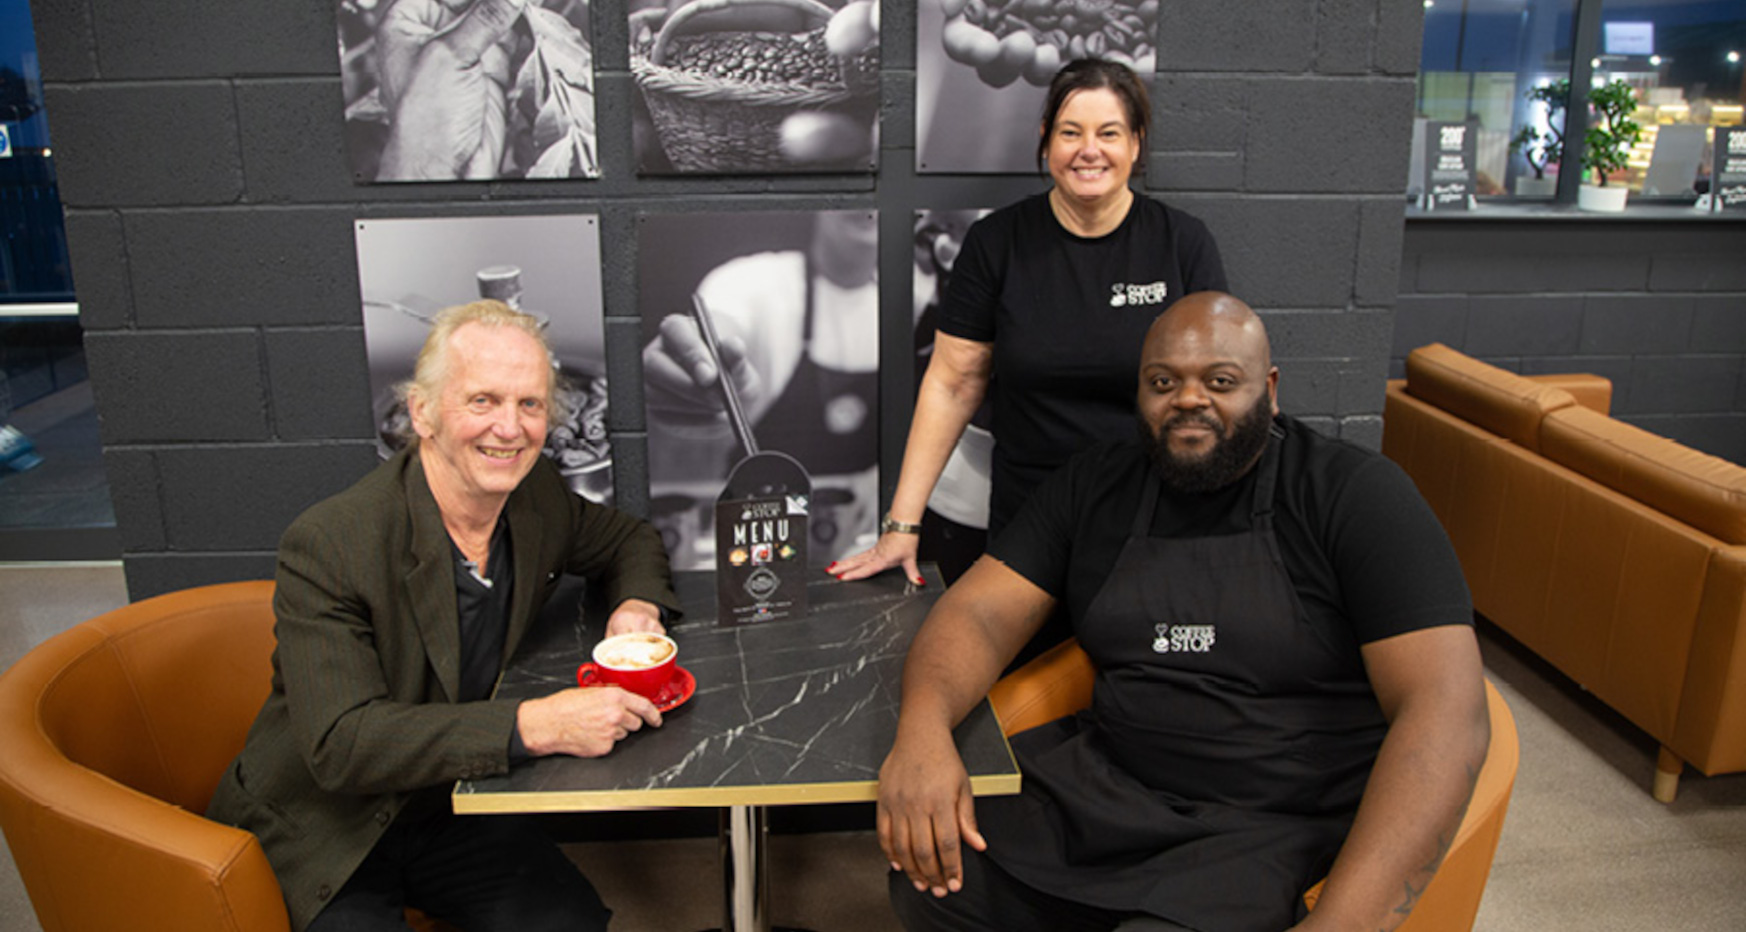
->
xmin=594 ymin=633 xmax=675 ymax=670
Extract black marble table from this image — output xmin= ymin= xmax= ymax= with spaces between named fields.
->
xmin=453 ymin=566 xmax=1019 ymax=931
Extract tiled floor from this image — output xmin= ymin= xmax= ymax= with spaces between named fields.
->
xmin=3 ymin=562 xmax=1744 ymax=932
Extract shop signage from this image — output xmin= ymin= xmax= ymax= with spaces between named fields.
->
xmin=0 ymin=125 xmax=11 ymax=159
xmin=714 ymin=451 xmax=811 ymax=626
xmin=1713 ymin=126 xmax=1746 ymax=213
xmin=1422 ymin=121 xmax=1477 ymax=211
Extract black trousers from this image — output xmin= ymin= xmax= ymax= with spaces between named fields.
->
xmin=888 ymin=844 xmax=1196 ymax=932
xmin=306 ymin=811 xmax=609 ymax=932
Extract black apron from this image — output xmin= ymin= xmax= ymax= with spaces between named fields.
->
xmin=747 ymin=262 xmax=878 ymax=554
xmin=981 ymin=428 xmax=1388 ymax=932
xmin=745 ymin=262 xmax=878 ymax=478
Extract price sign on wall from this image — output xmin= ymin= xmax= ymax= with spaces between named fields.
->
xmin=1714 ymin=126 xmax=1746 ymax=212
xmin=1422 ymin=121 xmax=1477 ymax=211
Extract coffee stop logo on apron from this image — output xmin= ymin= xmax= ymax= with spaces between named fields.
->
xmin=1152 ymin=623 xmax=1216 ymax=653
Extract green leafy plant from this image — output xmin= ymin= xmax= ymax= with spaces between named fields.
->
xmin=1508 ymin=79 xmax=1569 ymax=180
xmin=1581 ymin=79 xmax=1643 ymax=187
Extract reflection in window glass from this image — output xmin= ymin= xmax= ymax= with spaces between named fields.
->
xmin=1593 ymin=0 xmax=1746 ymax=197
xmin=1416 ymin=0 xmax=1579 ymax=199
xmin=1 ymin=0 xmax=73 ymax=303
xmin=0 ymin=0 xmax=116 ymax=558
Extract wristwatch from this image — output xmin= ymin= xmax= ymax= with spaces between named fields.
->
xmin=879 ymin=513 xmax=923 ymax=535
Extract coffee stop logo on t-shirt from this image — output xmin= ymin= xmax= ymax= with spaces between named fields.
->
xmin=1110 ymin=281 xmax=1170 ymax=308
xmin=1153 ymin=622 xmax=1216 ymax=653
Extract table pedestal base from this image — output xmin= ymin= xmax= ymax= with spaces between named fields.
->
xmin=706 ymin=805 xmax=813 ymax=932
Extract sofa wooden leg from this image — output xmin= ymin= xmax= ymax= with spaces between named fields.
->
xmin=1653 ymin=747 xmax=1682 ymax=804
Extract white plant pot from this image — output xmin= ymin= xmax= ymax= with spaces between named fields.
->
xmin=1578 ymin=184 xmax=1629 ymax=212
xmin=1514 ymin=176 xmax=1557 ymax=197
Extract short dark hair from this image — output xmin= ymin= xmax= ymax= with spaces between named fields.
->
xmin=1036 ymin=58 xmax=1151 ymax=172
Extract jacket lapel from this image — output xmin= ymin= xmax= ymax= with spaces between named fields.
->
xmin=403 ymin=452 xmax=463 ymax=703
xmin=503 ymin=484 xmax=547 ymax=664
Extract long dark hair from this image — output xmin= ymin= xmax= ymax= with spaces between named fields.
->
xmin=1036 ymin=58 xmax=1150 ymax=172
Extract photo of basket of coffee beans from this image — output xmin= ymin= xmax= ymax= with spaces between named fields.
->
xmin=631 ymin=0 xmax=880 ymax=172
xmin=937 ymin=0 xmax=1157 ymax=87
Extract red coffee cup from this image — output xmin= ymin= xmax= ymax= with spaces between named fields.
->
xmin=580 ymin=632 xmax=678 ymax=701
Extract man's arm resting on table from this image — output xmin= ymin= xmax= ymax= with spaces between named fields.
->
xmin=1292 ymin=624 xmax=1490 ymax=932
xmin=877 ymin=556 xmax=1056 ymax=898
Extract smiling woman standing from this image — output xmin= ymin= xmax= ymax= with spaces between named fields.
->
xmin=834 ymin=59 xmax=1226 ymax=651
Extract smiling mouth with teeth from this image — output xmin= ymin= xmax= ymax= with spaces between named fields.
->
xmin=480 ymin=448 xmax=520 ymax=460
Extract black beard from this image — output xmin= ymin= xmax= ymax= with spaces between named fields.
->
xmin=1139 ymin=396 xmax=1275 ymax=493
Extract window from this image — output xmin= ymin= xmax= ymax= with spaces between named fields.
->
xmin=1417 ymin=0 xmax=1580 ymax=198
xmin=0 ymin=0 xmax=117 ymax=560
xmin=1413 ymin=0 xmax=1746 ymax=202
xmin=1591 ymin=0 xmax=1745 ymax=197
xmin=1 ymin=0 xmax=73 ymax=304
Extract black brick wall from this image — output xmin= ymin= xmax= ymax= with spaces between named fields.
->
xmin=35 ymin=0 xmax=1422 ymax=598
xmin=1397 ymin=219 xmax=1746 ymax=465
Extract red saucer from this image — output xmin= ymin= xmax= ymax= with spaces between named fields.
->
xmin=651 ymin=666 xmax=696 ymax=713
xmin=575 ymin=663 xmax=695 ymax=713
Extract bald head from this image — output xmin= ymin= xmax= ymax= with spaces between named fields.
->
xmin=1144 ymin=292 xmax=1272 ymax=375
xmin=1136 ymin=292 xmax=1280 ymax=492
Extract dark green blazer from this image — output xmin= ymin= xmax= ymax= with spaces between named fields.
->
xmin=206 ymin=446 xmax=679 ymax=931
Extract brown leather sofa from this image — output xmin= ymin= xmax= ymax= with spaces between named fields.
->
xmin=0 ymin=581 xmax=452 ymax=932
xmin=1383 ymin=342 xmax=1746 ymax=802
xmin=989 ymin=639 xmax=1520 ymax=932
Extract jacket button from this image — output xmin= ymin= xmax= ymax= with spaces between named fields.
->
xmin=376 ymin=810 xmax=390 ymax=826
xmin=317 ymin=884 xmax=332 ymax=901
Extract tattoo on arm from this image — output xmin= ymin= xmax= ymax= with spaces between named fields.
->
xmin=1382 ymin=760 xmax=1482 ymax=930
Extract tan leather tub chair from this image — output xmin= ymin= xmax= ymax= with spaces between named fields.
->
xmin=0 ymin=581 xmax=453 ymax=932
xmin=990 ymin=638 xmax=1520 ymax=932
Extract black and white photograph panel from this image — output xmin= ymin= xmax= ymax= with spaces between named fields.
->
xmin=628 ymin=0 xmax=880 ymax=174
xmin=916 ymin=0 xmax=1157 ymax=173
xmin=354 ymin=214 xmax=614 ymax=504
xmin=338 ymin=0 xmax=599 ymax=183
xmin=639 ymin=209 xmax=879 ymax=570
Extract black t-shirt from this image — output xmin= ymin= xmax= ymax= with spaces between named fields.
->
xmin=990 ymin=417 xmax=1473 ymax=649
xmin=939 ymin=192 xmax=1226 ymax=533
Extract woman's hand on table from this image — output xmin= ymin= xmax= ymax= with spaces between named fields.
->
xmin=517 ymin=687 xmax=662 ymax=758
xmin=877 ymin=730 xmax=985 ymax=897
xmin=829 ymin=531 xmax=923 ymax=585
xmin=605 ymin=599 xmax=666 ymax=637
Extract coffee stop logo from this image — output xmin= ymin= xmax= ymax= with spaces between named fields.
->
xmin=1109 ymin=281 xmax=1170 ymax=308
xmin=1153 ymin=623 xmax=1216 ymax=654
xmin=744 ymin=566 xmax=781 ymax=601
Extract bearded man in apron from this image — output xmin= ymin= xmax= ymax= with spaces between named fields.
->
xmin=878 ymin=292 xmax=1489 ymax=932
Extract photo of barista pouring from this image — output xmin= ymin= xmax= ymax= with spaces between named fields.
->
xmin=355 ymin=214 xmax=616 ymax=504
xmin=640 ymin=209 xmax=879 ymax=571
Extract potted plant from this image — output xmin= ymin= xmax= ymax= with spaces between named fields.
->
xmin=1579 ymin=79 xmax=1643 ymax=211
xmin=1508 ymin=80 xmax=1568 ymax=197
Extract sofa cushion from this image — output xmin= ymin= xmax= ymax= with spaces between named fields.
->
xmin=1541 ymin=405 xmax=1746 ymax=545
xmin=1405 ymin=344 xmax=1577 ymax=452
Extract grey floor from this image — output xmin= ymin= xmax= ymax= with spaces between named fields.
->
xmin=3 ymin=563 xmax=1744 ymax=931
